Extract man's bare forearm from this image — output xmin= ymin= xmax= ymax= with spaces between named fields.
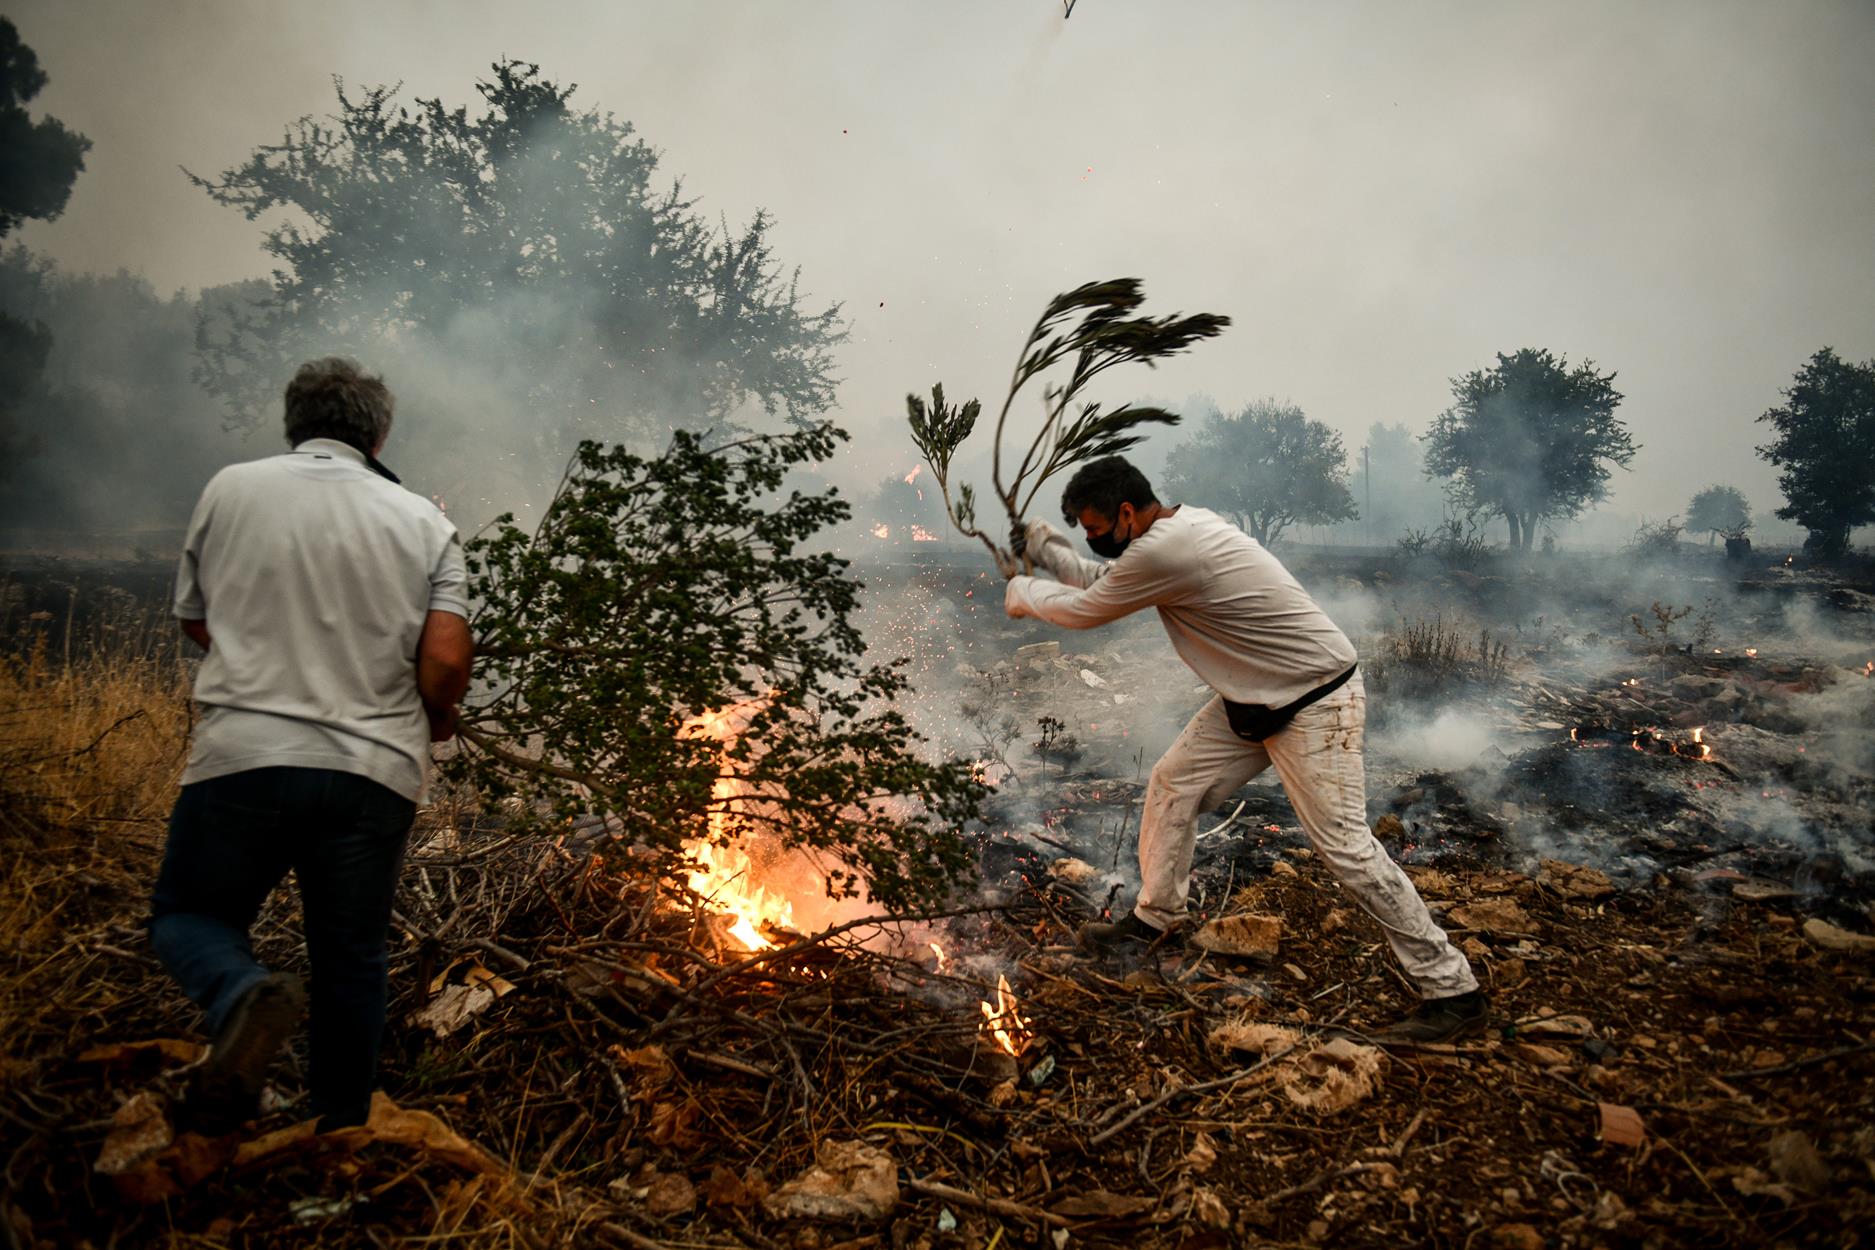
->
xmin=417 ymin=609 xmax=474 ymax=743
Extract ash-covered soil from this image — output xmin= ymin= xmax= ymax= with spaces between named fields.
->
xmin=4 ymin=545 xmax=1873 ymax=1249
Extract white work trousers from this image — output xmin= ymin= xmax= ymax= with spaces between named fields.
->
xmin=1134 ymin=672 xmax=1478 ymax=999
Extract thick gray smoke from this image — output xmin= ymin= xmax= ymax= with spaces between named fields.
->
xmin=1 ymin=64 xmax=847 ymax=549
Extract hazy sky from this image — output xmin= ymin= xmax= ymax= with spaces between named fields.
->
xmin=10 ymin=0 xmax=1875 ymax=531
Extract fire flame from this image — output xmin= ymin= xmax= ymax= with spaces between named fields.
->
xmin=681 ymin=699 xmax=796 ymax=951
xmin=929 ymin=941 xmax=949 ymax=972
xmin=904 ymin=465 xmax=923 ymax=486
xmin=979 ymin=974 xmax=1033 ymax=1057
xmin=871 ymin=522 xmax=890 ymax=540
xmin=911 ymin=525 xmax=940 ymax=542
xmin=1569 ymin=722 xmax=1714 ymax=761
xmin=1745 ymin=648 xmax=1758 ymax=658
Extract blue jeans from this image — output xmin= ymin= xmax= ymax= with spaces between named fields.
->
xmin=150 ymin=767 xmax=415 ymax=1126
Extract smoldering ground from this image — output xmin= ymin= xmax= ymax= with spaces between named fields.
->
xmin=851 ymin=535 xmax=1874 ymax=922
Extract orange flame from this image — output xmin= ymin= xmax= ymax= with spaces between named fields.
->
xmin=904 ymin=465 xmax=923 ymax=486
xmin=929 ymin=941 xmax=949 ymax=972
xmin=871 ymin=522 xmax=890 ymax=540
xmin=681 ymin=699 xmax=796 ymax=951
xmin=1745 ymin=648 xmax=1758 ymax=658
xmin=911 ymin=524 xmax=940 ymax=542
xmin=979 ymin=974 xmax=1032 ymax=1057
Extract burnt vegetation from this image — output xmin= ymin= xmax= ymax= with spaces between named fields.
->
xmin=2 ymin=27 xmax=1875 ymax=1250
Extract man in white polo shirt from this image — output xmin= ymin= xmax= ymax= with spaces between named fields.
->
xmin=152 ymin=356 xmax=473 ymax=1131
xmin=1000 ymin=455 xmax=1485 ymax=1044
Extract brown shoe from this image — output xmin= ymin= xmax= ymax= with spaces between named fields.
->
xmin=1373 ymin=989 xmax=1490 ymax=1046
xmin=183 ymin=973 xmax=305 ymax=1134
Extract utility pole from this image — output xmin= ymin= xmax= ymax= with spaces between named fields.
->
xmin=1363 ymin=444 xmax=1371 ymax=550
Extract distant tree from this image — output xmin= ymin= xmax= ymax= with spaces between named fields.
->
xmin=1424 ymin=348 xmax=1635 ymax=551
xmin=1684 ymin=484 xmax=1751 ymax=545
xmin=0 ymin=248 xmax=254 ymax=530
xmin=1756 ymin=348 xmax=1875 ymax=558
xmin=0 ymin=19 xmax=90 ymax=238
xmin=189 ymin=60 xmax=843 ymax=509
xmin=0 ymin=299 xmax=49 ymax=473
xmin=1161 ymin=399 xmax=1357 ymax=545
xmin=0 ymin=20 xmax=88 ymax=479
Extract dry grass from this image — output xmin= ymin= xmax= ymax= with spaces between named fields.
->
xmin=0 ymin=614 xmax=192 ymax=1136
xmin=1365 ymin=614 xmax=1511 ymax=705
xmin=0 ymin=630 xmax=193 ymax=836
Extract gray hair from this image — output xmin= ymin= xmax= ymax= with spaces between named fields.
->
xmin=283 ymin=356 xmax=394 ymax=453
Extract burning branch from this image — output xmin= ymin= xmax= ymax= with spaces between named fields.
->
xmin=978 ymin=974 xmax=1034 ymax=1058
xmin=906 ymin=279 xmax=1229 ymax=565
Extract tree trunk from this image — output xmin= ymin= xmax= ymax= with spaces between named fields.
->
xmin=1505 ymin=511 xmax=1522 ymax=550
xmin=1521 ymin=512 xmax=1538 ymax=552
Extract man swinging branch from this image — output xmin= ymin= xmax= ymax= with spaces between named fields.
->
xmin=998 ymin=455 xmax=1486 ymax=1044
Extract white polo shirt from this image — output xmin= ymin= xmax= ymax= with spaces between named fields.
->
xmin=173 ymin=438 xmax=469 ymax=801
xmin=1005 ymin=507 xmax=1357 ymax=708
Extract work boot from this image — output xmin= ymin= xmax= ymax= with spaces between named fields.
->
xmin=1374 ymin=989 xmax=1490 ymax=1045
xmin=1077 ymin=912 xmax=1179 ymax=954
xmin=183 ymin=972 xmax=305 ymax=1134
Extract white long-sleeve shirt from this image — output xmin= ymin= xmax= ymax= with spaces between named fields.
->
xmin=1004 ymin=507 xmax=1356 ymax=707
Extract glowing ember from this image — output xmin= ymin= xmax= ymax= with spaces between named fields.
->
xmin=680 ymin=700 xmax=796 ymax=951
xmin=871 ymin=522 xmax=890 ymax=540
xmin=903 ymin=465 xmax=923 ymax=486
xmin=1568 ymin=722 xmax=1714 ymax=760
xmin=911 ymin=525 xmax=940 ymax=542
xmin=979 ymin=974 xmax=1032 ymax=1057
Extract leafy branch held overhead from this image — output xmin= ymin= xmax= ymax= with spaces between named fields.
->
xmin=906 ymin=278 xmax=1229 ymax=562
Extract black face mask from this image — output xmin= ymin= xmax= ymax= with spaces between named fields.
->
xmin=1085 ymin=513 xmax=1132 ymax=559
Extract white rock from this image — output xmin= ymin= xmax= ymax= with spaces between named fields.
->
xmin=762 ymin=1139 xmax=899 ymax=1222
xmin=1190 ymin=914 xmax=1281 ymax=960
xmin=1802 ymin=918 xmax=1875 ymax=954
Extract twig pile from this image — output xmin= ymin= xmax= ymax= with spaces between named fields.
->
xmin=6 ymin=800 xmax=1874 ymax=1248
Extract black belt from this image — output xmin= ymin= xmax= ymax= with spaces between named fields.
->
xmin=1222 ymin=663 xmax=1358 ymax=743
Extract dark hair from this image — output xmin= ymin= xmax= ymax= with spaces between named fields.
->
xmin=283 ymin=356 xmax=394 ymax=453
xmin=1061 ymin=455 xmax=1159 ymax=524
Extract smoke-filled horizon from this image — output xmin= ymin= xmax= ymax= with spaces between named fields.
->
xmin=6 ymin=0 xmax=1875 ymax=544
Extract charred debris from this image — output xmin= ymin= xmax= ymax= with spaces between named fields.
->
xmin=5 ymin=549 xmax=1874 ymax=1249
